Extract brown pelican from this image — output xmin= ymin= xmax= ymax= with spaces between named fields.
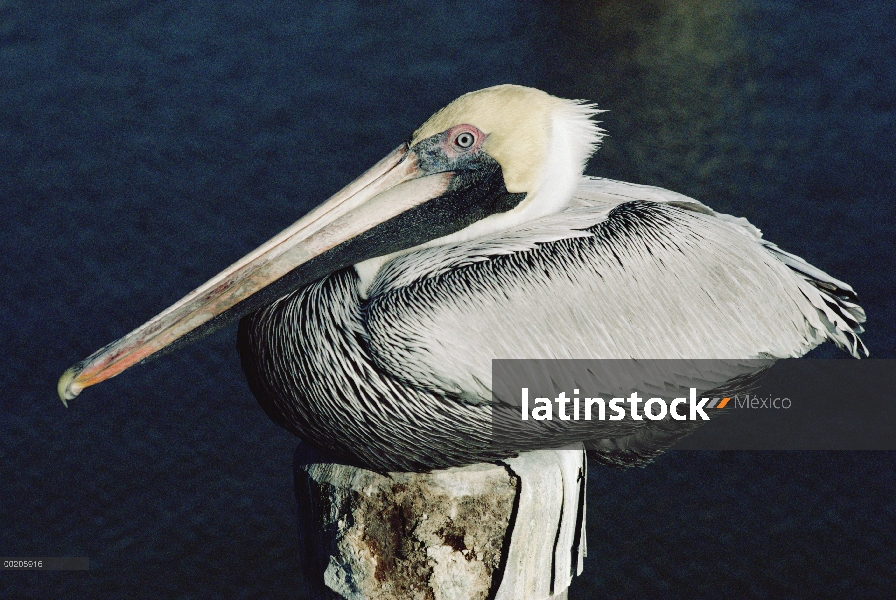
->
xmin=58 ymin=85 xmax=867 ymax=472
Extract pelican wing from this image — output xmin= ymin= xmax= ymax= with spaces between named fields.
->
xmin=364 ymin=177 xmax=866 ymax=404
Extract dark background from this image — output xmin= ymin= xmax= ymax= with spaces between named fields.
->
xmin=2 ymin=1 xmax=894 ymax=598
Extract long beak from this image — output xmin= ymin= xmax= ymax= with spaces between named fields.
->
xmin=58 ymin=143 xmax=453 ymax=403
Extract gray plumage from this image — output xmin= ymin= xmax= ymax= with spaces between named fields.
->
xmin=239 ymin=177 xmax=866 ymax=472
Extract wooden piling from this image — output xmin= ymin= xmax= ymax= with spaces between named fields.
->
xmin=294 ymin=443 xmax=587 ymax=599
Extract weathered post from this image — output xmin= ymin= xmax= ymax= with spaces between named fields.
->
xmin=294 ymin=444 xmax=587 ymax=600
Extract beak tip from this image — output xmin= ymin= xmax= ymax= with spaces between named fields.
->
xmin=57 ymin=367 xmax=82 ymax=405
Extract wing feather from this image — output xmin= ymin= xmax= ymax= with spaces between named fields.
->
xmin=364 ymin=178 xmax=866 ymax=404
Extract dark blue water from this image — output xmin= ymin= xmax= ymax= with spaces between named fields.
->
xmin=2 ymin=1 xmax=894 ymax=597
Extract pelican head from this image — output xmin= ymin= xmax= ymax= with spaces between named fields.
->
xmin=58 ymin=85 xmax=603 ymax=402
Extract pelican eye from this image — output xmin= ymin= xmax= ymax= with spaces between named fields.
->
xmin=454 ymin=132 xmax=475 ymax=148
